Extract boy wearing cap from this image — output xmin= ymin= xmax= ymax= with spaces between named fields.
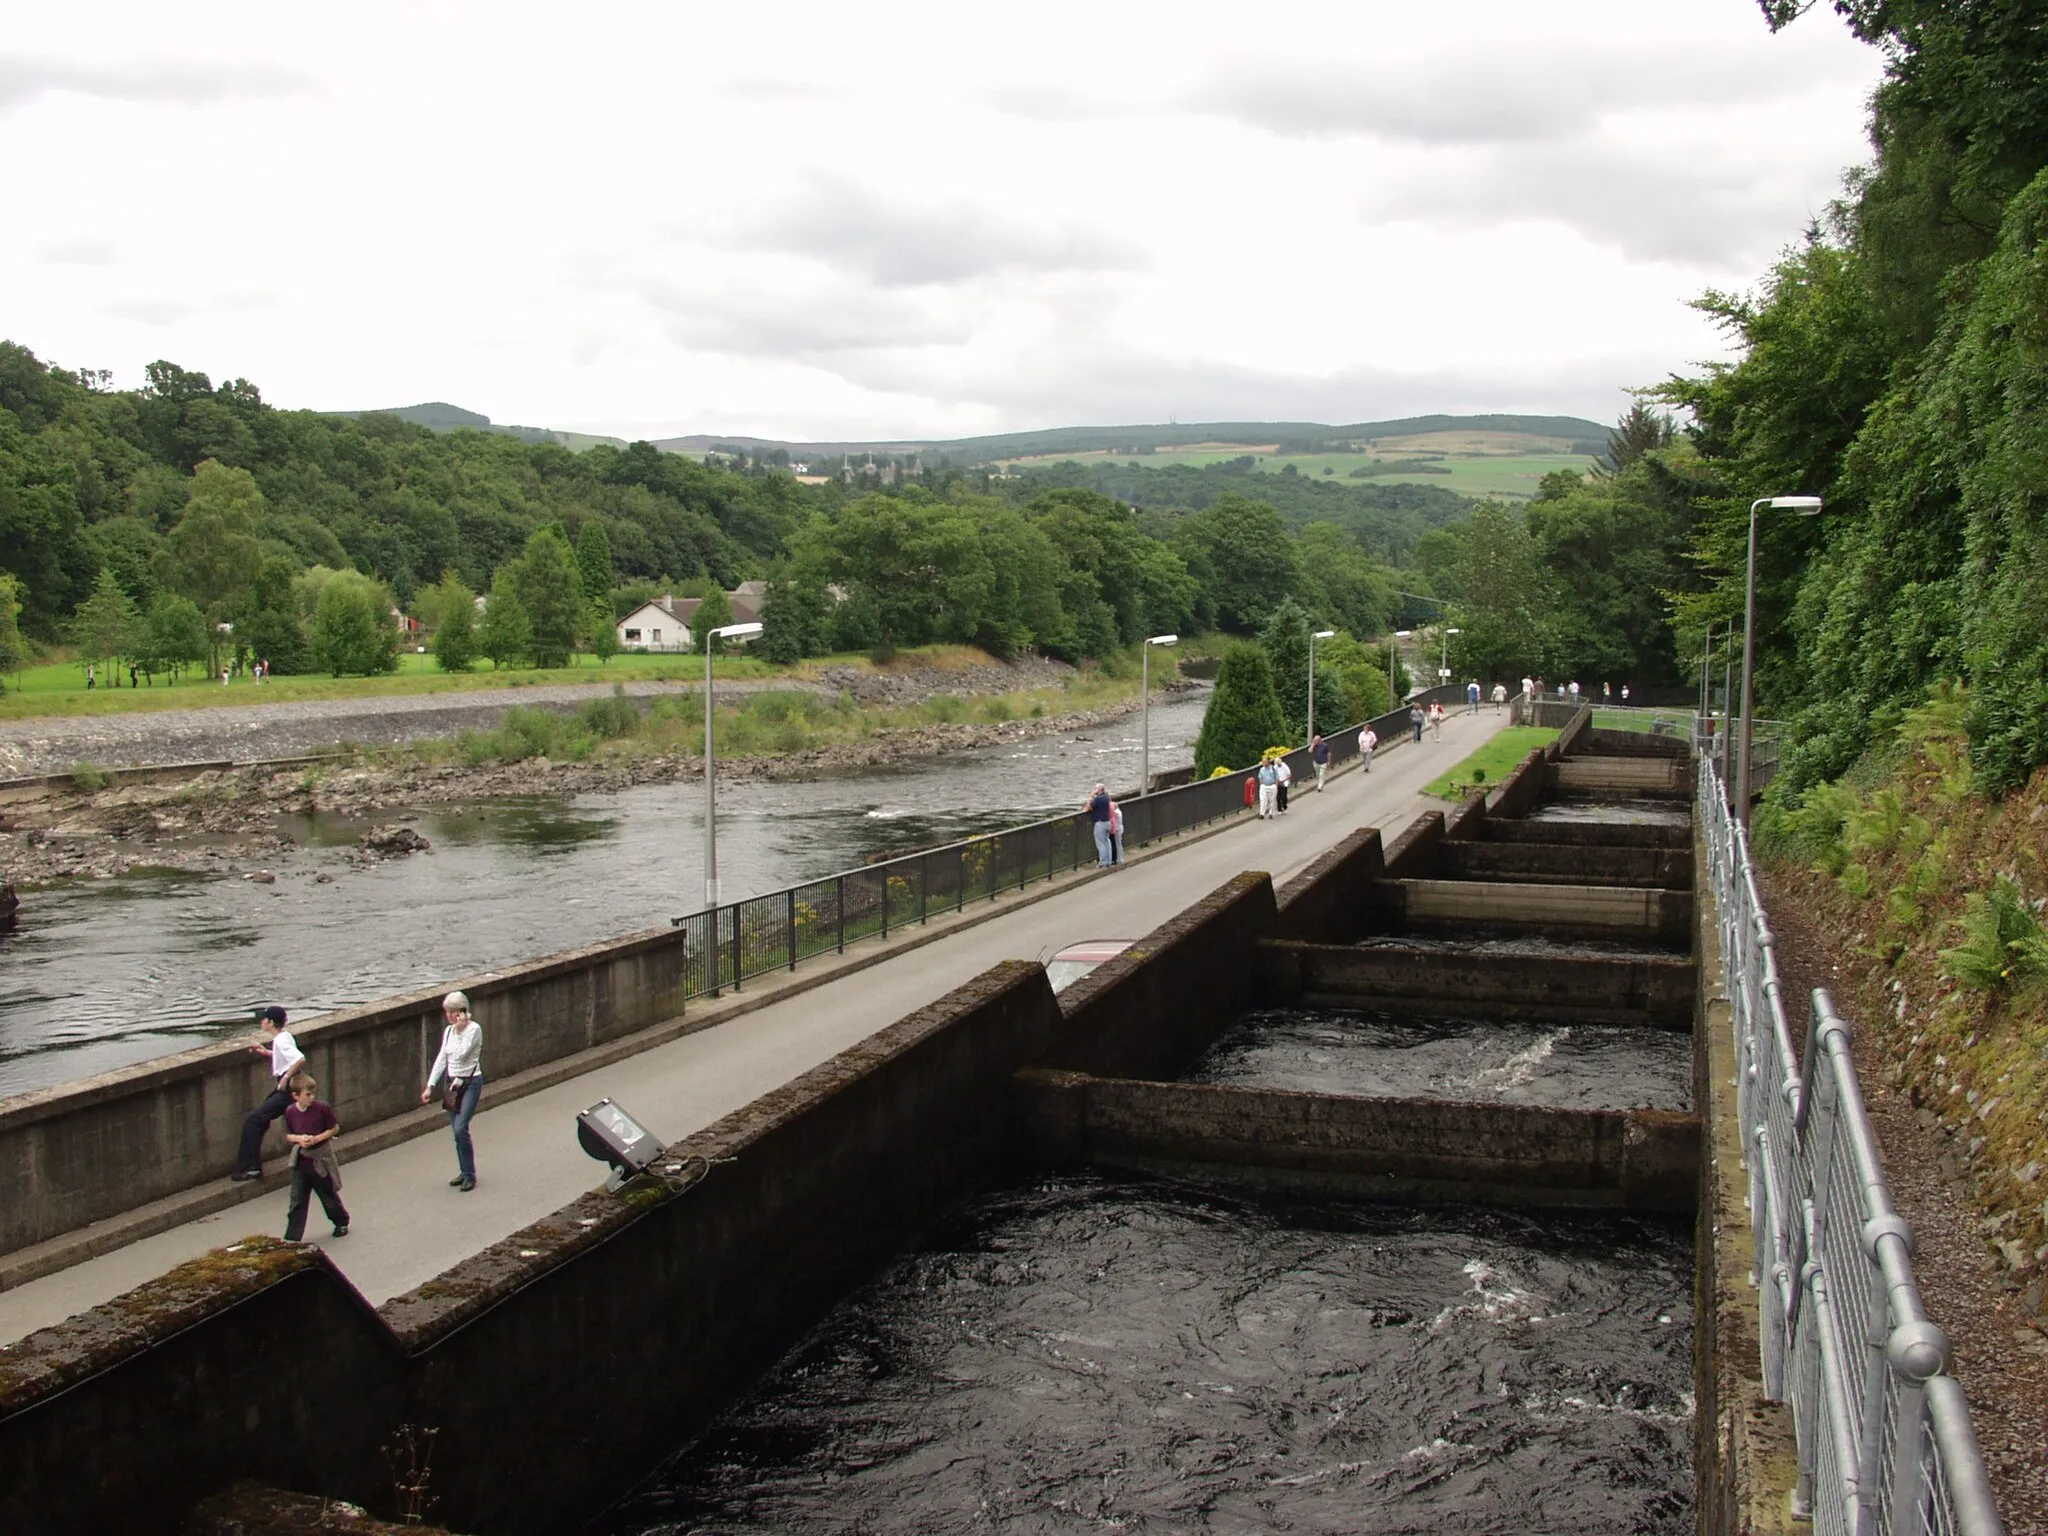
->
xmin=232 ymin=1006 xmax=305 ymax=1181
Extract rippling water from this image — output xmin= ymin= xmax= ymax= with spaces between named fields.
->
xmin=1523 ymin=801 xmax=1691 ymax=826
xmin=0 ymin=691 xmax=1208 ymax=1098
xmin=1187 ymin=1007 xmax=1693 ymax=1111
xmin=599 ymin=1173 xmax=1694 ymax=1535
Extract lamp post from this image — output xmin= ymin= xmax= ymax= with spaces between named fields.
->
xmin=1440 ymin=626 xmax=1462 ymax=687
xmin=1391 ymin=629 xmax=1412 ymax=704
xmin=702 ymin=620 xmax=764 ymax=911
xmin=1139 ymin=633 xmax=1177 ymax=797
xmin=1306 ymin=629 xmax=1335 ymax=739
xmin=1737 ymin=496 xmax=1823 ymax=826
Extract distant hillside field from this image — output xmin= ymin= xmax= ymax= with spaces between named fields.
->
xmin=1002 ymin=429 xmax=1602 ymax=500
xmin=650 ymin=413 xmax=1608 ymax=469
xmin=327 ymin=402 xmax=626 ymax=452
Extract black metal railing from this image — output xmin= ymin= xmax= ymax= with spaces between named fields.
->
xmin=671 ymin=683 xmax=1470 ymax=998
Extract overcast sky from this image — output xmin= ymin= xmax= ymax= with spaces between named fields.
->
xmin=4 ymin=2 xmax=1881 ymax=441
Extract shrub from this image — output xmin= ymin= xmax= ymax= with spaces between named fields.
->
xmin=578 ymin=685 xmax=642 ymax=741
xmin=1941 ymin=876 xmax=2048 ymax=991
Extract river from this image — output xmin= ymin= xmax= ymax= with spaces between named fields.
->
xmin=0 ymin=688 xmax=1211 ymax=1100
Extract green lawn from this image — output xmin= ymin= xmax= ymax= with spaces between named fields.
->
xmin=1423 ymin=727 xmax=1559 ymax=799
xmin=0 ymin=649 xmax=780 ymax=721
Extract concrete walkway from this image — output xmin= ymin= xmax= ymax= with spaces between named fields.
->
xmin=0 ymin=707 xmax=1512 ymax=1343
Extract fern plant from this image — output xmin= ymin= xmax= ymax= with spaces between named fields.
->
xmin=1941 ymin=876 xmax=2048 ymax=991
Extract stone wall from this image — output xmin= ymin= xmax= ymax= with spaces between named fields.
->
xmin=0 ymin=962 xmax=1068 ymax=1535
xmin=0 ymin=923 xmax=698 ymax=1265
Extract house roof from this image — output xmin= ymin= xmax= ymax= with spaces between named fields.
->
xmin=617 ymin=594 xmax=762 ymax=628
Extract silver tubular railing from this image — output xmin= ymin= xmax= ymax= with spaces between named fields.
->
xmin=1698 ymin=752 xmax=2004 ymax=1536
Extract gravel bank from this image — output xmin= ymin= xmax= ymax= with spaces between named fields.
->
xmin=0 ymin=656 xmax=1083 ymax=779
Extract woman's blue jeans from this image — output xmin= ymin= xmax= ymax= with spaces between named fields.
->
xmin=447 ymin=1076 xmax=483 ymax=1181
xmin=1092 ymin=821 xmax=1113 ymax=866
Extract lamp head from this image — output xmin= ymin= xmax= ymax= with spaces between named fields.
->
xmin=1446 ymin=627 xmax=1462 ymax=635
xmin=710 ymin=621 xmax=764 ymax=641
xmin=1146 ymin=633 xmax=1178 ymax=646
xmin=1395 ymin=629 xmax=1413 ymax=638
xmin=1312 ymin=629 xmax=1335 ymax=640
xmin=1771 ymin=495 xmax=1824 ymax=513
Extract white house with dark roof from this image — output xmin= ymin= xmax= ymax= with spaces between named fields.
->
xmin=615 ymin=592 xmax=763 ymax=653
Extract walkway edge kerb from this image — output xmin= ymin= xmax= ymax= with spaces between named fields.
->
xmin=0 ymin=780 xmax=1286 ymax=1295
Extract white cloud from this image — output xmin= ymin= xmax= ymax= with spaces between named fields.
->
xmin=0 ymin=52 xmax=312 ymax=114
xmin=0 ymin=1 xmax=1887 ymax=439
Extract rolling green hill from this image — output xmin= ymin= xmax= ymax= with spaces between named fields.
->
xmin=652 ymin=413 xmax=1608 ymax=466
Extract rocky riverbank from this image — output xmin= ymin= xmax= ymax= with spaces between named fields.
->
xmin=0 ymin=688 xmax=1184 ymax=886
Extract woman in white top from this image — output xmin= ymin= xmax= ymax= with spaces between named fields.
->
xmin=422 ymin=991 xmax=484 ymax=1190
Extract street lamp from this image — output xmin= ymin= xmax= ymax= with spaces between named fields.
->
xmin=1440 ymin=627 xmax=1462 ymax=685
xmin=1391 ymin=630 xmax=1412 ymax=704
xmin=702 ymin=620 xmax=764 ymax=910
xmin=1737 ymin=496 xmax=1823 ymax=826
xmin=1306 ymin=629 xmax=1335 ymax=739
xmin=1139 ymin=633 xmax=1177 ymax=797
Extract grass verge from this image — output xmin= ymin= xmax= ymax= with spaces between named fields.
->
xmin=391 ymin=667 xmax=1150 ymax=770
xmin=1422 ymin=726 xmax=1558 ymax=799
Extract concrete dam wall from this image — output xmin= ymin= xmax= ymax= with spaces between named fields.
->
xmin=1 ymin=715 xmax=1755 ymax=1533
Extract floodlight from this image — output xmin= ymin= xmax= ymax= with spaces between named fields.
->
xmin=577 ymin=1098 xmax=665 ymax=1189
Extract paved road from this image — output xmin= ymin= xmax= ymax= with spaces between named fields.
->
xmin=0 ymin=707 xmax=1510 ymax=1343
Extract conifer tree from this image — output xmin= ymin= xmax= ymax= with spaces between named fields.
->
xmin=1194 ymin=643 xmax=1287 ymax=777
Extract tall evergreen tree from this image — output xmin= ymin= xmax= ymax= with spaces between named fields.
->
xmin=576 ymin=521 xmax=613 ymax=605
xmin=1194 ymin=644 xmax=1288 ymax=777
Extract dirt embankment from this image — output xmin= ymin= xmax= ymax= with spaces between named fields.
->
xmin=0 ymin=678 xmax=1178 ymax=886
xmin=1758 ymin=747 xmax=2048 ymax=1532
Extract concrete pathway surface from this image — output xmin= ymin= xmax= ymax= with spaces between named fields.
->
xmin=0 ymin=707 xmax=1511 ymax=1343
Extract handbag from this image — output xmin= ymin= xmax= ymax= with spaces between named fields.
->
xmin=440 ymin=1076 xmax=468 ymax=1113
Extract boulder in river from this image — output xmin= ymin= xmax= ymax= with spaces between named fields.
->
xmin=360 ymin=825 xmax=431 ymax=857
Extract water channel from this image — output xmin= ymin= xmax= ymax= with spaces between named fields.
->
xmin=1189 ymin=1006 xmax=1693 ymax=1111
xmin=599 ymin=1171 xmax=1695 ymax=1534
xmin=0 ymin=689 xmax=1211 ymax=1100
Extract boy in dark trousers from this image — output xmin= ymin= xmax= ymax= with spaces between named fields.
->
xmin=281 ymin=1073 xmax=350 ymax=1241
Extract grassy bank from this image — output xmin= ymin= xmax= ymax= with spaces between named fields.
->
xmin=0 ymin=649 xmax=774 ymax=719
xmin=1422 ymin=726 xmax=1558 ymax=799
xmin=1761 ymin=688 xmax=2048 ymax=1282
xmin=394 ymin=669 xmax=1149 ymax=770
xmin=0 ymin=640 xmax=1196 ymax=723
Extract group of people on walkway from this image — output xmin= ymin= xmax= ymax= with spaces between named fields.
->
xmin=1085 ymin=783 xmax=1126 ymax=867
xmin=233 ymin=993 xmax=486 ymax=1243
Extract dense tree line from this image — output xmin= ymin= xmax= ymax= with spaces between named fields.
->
xmin=0 ymin=343 xmax=1431 ymax=682
xmin=1656 ymin=0 xmax=2048 ymax=796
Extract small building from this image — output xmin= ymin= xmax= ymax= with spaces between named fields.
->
xmin=616 ymin=592 xmax=764 ymax=654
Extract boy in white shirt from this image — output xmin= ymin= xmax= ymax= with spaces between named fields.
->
xmin=233 ymin=1006 xmax=305 ymax=1181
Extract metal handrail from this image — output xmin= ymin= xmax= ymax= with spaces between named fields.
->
xmin=1698 ymin=749 xmax=2004 ymax=1536
xmin=668 ymin=684 xmax=1471 ymax=997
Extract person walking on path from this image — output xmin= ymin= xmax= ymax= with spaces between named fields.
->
xmin=1086 ymin=783 xmax=1114 ymax=867
xmin=1466 ymin=680 xmax=1481 ymax=714
xmin=1409 ymin=704 xmax=1425 ymax=743
xmin=1310 ymin=734 xmax=1330 ymax=791
xmin=422 ymin=992 xmax=484 ymax=1191
xmin=1275 ymin=755 xmax=1293 ymax=813
xmin=1491 ymin=683 xmax=1507 ymax=713
xmin=281 ymin=1073 xmax=349 ymax=1241
xmin=1358 ymin=725 xmax=1377 ymax=772
xmin=1255 ymin=757 xmax=1279 ymax=819
xmin=1428 ymin=701 xmax=1445 ymax=739
xmin=233 ymin=1006 xmax=305 ymax=1181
